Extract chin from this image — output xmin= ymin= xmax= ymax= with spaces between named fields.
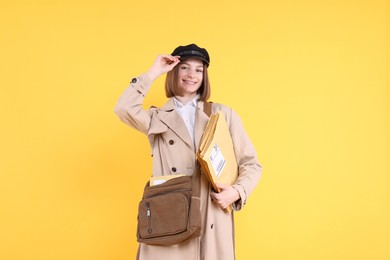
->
xmin=181 ymin=85 xmax=201 ymax=94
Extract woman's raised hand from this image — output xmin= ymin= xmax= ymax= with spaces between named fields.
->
xmin=146 ymin=54 xmax=181 ymax=81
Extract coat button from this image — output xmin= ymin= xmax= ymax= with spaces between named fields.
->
xmin=169 ymin=140 xmax=174 ymax=145
xmin=172 ymin=167 xmax=177 ymax=172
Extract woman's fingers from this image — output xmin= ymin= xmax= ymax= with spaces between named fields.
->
xmin=160 ymin=54 xmax=180 ymax=65
xmin=147 ymin=54 xmax=181 ymax=79
xmin=210 ymin=184 xmax=240 ymax=209
xmin=157 ymin=55 xmax=181 ymax=71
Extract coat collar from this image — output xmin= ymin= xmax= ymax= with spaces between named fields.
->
xmin=158 ymin=98 xmax=193 ymax=148
xmin=157 ymin=98 xmax=210 ymax=151
xmin=194 ymin=101 xmax=211 ymax=151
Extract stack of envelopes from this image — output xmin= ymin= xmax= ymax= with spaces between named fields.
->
xmin=197 ymin=111 xmax=238 ymax=195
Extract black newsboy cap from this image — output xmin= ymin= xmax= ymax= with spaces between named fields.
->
xmin=171 ymin=43 xmax=210 ymax=67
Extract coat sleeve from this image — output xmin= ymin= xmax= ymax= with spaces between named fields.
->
xmin=114 ymin=75 xmax=154 ymax=135
xmin=227 ymin=108 xmax=262 ymax=211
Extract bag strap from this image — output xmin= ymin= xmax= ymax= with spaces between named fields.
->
xmin=203 ymin=101 xmax=213 ymax=117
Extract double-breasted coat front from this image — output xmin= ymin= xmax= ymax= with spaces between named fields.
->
xmin=115 ymin=74 xmax=262 ymax=260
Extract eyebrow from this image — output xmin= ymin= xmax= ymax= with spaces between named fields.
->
xmin=181 ymin=62 xmax=204 ymax=68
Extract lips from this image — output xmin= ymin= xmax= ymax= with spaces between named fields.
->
xmin=183 ymin=80 xmax=197 ymax=85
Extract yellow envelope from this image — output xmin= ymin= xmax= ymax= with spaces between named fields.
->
xmin=197 ymin=111 xmax=239 ymax=212
xmin=149 ymin=174 xmax=187 ymax=186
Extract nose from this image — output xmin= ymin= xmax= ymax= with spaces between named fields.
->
xmin=187 ymin=69 xmax=195 ymax=78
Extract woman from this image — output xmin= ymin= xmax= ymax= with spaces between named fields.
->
xmin=114 ymin=43 xmax=262 ymax=260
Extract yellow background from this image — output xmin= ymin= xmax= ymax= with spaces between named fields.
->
xmin=1 ymin=0 xmax=389 ymax=259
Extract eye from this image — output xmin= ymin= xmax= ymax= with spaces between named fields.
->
xmin=180 ymin=66 xmax=188 ymax=70
xmin=197 ymin=69 xmax=204 ymax=73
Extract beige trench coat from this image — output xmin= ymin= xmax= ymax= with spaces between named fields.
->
xmin=115 ymin=75 xmax=262 ymax=260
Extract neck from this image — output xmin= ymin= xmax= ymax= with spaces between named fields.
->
xmin=175 ymin=94 xmax=197 ymax=105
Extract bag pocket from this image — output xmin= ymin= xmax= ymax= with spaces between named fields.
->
xmin=138 ymin=192 xmax=189 ymax=239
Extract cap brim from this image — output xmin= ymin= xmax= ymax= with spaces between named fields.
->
xmin=172 ymin=50 xmax=209 ymax=66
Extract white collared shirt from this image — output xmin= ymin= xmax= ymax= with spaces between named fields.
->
xmin=173 ymin=96 xmax=198 ymax=146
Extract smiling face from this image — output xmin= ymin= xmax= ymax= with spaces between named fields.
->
xmin=165 ymin=57 xmax=211 ymax=101
xmin=177 ymin=58 xmax=204 ymax=99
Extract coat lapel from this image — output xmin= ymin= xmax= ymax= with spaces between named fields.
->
xmin=194 ymin=101 xmax=212 ymax=152
xmin=157 ymin=98 xmax=193 ymax=148
xmin=156 ymin=99 xmax=211 ymax=151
